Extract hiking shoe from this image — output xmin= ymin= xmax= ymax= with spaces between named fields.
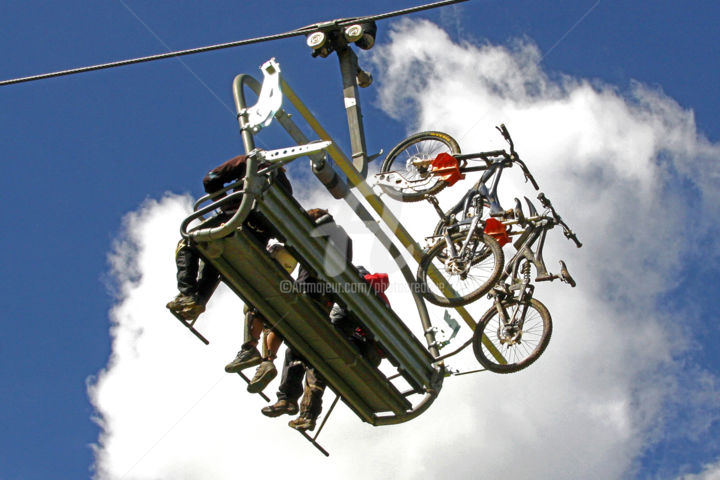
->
xmin=261 ymin=399 xmax=299 ymax=418
xmin=247 ymin=361 xmax=277 ymax=393
xmin=166 ymin=293 xmax=197 ymax=310
xmin=288 ymin=414 xmax=317 ymax=432
xmin=166 ymin=294 xmax=204 ymax=320
xmin=224 ymin=347 xmax=262 ymax=373
xmin=179 ymin=304 xmax=205 ymax=321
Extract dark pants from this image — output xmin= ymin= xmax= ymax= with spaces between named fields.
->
xmin=176 ymin=239 xmax=220 ymax=304
xmin=276 ymin=348 xmax=326 ymax=418
xmin=276 ymin=348 xmax=306 ymax=404
xmin=175 ymin=213 xmax=272 ymax=305
xmin=299 ymin=363 xmax=326 ymax=419
xmin=175 ymin=214 xmax=228 ymax=303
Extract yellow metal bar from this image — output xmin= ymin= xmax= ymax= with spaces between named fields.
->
xmin=279 ymin=78 xmax=506 ymax=364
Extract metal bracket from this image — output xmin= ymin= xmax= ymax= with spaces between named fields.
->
xmin=443 ymin=311 xmax=461 ymax=342
xmin=373 ymin=171 xmax=436 ymax=192
xmin=367 ymin=149 xmax=384 ymax=162
xmin=258 ymin=140 xmax=332 ymax=165
xmin=244 ymin=58 xmax=283 ymax=134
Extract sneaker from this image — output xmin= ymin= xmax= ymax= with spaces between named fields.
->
xmin=224 ymin=347 xmax=262 ymax=373
xmin=288 ymin=414 xmax=317 ymax=432
xmin=261 ymin=399 xmax=299 ymax=418
xmin=247 ymin=361 xmax=277 ymax=393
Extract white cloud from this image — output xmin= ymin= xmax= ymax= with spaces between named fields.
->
xmin=678 ymin=457 xmax=720 ymax=480
xmin=90 ymin=20 xmax=720 ymax=480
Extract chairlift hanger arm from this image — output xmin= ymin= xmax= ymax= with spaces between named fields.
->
xmin=0 ymin=0 xmax=469 ymax=87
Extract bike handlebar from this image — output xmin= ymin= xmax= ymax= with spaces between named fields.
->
xmin=537 ymin=193 xmax=582 ymax=248
xmin=515 ymin=157 xmax=539 ymax=190
xmin=496 ymin=124 xmax=514 ymax=151
xmin=496 ymin=124 xmax=540 ymax=191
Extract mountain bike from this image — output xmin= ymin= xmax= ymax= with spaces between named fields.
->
xmin=376 ymin=125 xmax=538 ymax=206
xmin=428 ymin=125 xmax=539 ymax=238
xmin=471 ymin=192 xmax=582 ymax=373
xmin=407 ymin=126 xmax=540 ymax=307
xmin=416 ymin=206 xmax=505 ymax=308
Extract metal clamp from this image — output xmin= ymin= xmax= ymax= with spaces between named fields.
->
xmin=373 ymin=171 xmax=436 ymax=191
xmin=244 ymin=58 xmax=283 ymax=134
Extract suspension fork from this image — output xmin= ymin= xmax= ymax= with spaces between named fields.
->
xmin=439 ymin=215 xmax=482 ymax=265
xmin=494 ymin=282 xmax=534 ymax=333
xmin=512 ymin=282 xmax=534 ymax=330
xmin=458 ymin=214 xmax=482 ymax=258
xmin=426 ymin=195 xmax=460 ymax=260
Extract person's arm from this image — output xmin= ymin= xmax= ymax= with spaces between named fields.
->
xmin=202 ymin=155 xmax=247 ymax=193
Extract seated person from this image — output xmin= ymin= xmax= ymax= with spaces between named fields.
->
xmin=223 ymin=244 xmax=297 ymax=377
xmin=260 ymin=208 xmax=353 ymax=430
xmin=229 ymin=208 xmax=344 ymax=397
xmin=328 ymin=266 xmax=389 ymax=368
xmin=166 ymin=154 xmax=292 ymax=320
xmin=281 ymin=265 xmax=391 ymax=432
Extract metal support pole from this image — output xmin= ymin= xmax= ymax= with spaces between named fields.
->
xmin=313 ymin=393 xmax=341 ymax=439
xmin=337 ymin=46 xmax=368 ymax=179
xmin=232 ymin=74 xmax=259 ymax=153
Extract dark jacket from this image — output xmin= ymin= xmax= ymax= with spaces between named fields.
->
xmin=296 ymin=213 xmax=353 ymax=304
xmin=202 ymin=155 xmax=292 ymax=243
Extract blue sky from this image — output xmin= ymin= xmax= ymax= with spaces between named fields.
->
xmin=1 ymin=1 xmax=719 ymax=479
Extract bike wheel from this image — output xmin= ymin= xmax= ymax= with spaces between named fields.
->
xmin=472 ymin=297 xmax=552 ymax=374
xmin=417 ymin=231 xmax=503 ymax=307
xmin=379 ymin=131 xmax=461 ymax=202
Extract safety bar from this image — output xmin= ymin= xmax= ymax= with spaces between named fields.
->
xmin=181 ymin=190 xmax=245 ymax=238
xmin=186 ymin=153 xmax=262 ymax=242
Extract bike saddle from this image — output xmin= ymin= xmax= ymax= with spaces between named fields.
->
xmin=559 ymin=260 xmax=576 ymax=287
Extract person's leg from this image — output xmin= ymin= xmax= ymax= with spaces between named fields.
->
xmin=195 ymin=260 xmax=220 ymax=306
xmin=245 ymin=308 xmax=264 ymax=348
xmin=167 ymin=239 xmax=206 ymax=319
xmin=304 ymin=366 xmax=326 ymax=418
xmin=224 ymin=308 xmax=263 ymax=373
xmin=289 ymin=366 xmax=325 ymax=431
xmin=261 ymin=348 xmax=303 ymax=417
xmin=247 ymin=314 xmax=287 ymax=390
xmin=265 ymin=331 xmax=283 ymax=359
xmin=175 ymin=239 xmax=199 ymax=296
